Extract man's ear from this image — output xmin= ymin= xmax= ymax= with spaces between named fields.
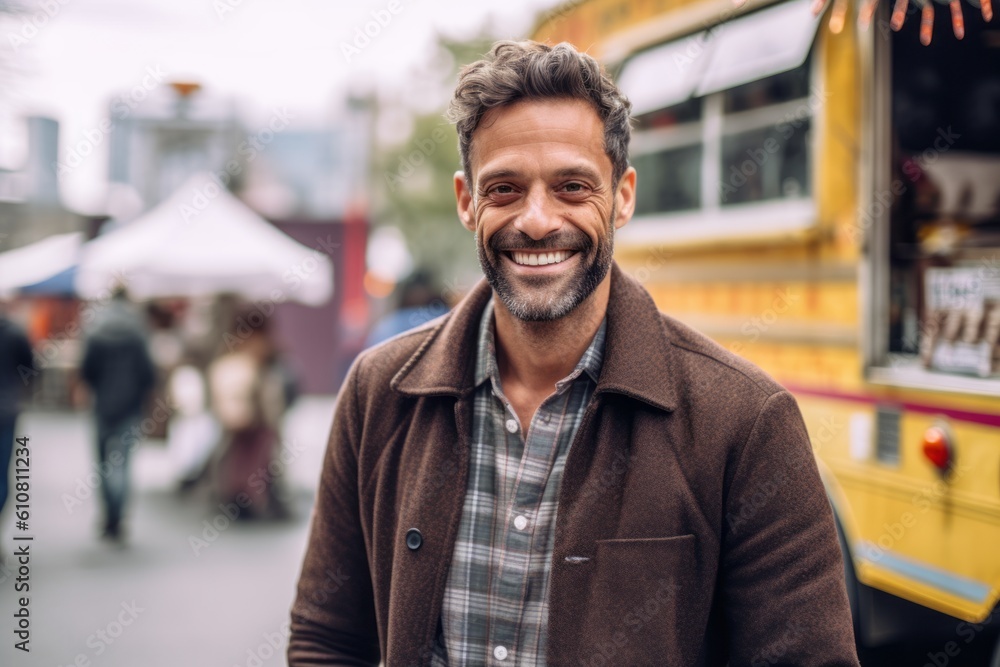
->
xmin=613 ymin=166 xmax=637 ymax=230
xmin=454 ymin=171 xmax=476 ymax=232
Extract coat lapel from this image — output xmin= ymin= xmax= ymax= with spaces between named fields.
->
xmin=595 ymin=263 xmax=679 ymax=412
xmin=391 ymin=263 xmax=681 ymax=412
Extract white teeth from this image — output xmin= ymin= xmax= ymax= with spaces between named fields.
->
xmin=511 ymin=250 xmax=572 ymax=266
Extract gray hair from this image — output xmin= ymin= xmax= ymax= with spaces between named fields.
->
xmin=446 ymin=40 xmax=632 ymax=187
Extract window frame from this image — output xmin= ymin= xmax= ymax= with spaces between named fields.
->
xmin=622 ymin=52 xmax=820 ymax=247
xmin=861 ymin=1 xmax=1000 ymax=397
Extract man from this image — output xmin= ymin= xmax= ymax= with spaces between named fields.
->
xmin=80 ymin=287 xmax=156 ymax=541
xmin=289 ymin=41 xmax=859 ymax=666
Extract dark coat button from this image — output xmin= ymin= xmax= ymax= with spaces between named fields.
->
xmin=405 ymin=528 xmax=423 ymax=551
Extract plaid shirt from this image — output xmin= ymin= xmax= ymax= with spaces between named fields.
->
xmin=431 ymin=298 xmax=606 ymax=666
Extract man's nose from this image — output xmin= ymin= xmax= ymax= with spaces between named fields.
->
xmin=513 ymin=185 xmax=562 ymax=241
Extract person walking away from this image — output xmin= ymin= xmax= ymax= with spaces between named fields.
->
xmin=80 ymin=288 xmax=156 ymax=541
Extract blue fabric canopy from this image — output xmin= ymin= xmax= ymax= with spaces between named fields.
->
xmin=19 ymin=266 xmax=78 ymax=296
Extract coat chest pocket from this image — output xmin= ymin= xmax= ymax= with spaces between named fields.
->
xmin=575 ymin=534 xmax=697 ymax=667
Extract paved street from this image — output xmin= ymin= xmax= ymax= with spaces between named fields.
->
xmin=0 ymin=397 xmax=334 ymax=667
xmin=0 ymin=398 xmax=996 ymax=666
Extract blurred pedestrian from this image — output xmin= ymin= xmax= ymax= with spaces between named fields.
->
xmin=208 ymin=314 xmax=296 ymax=519
xmin=80 ymin=287 xmax=156 ymax=541
xmin=364 ymin=270 xmax=450 ymax=348
xmin=166 ymin=360 xmax=220 ymax=492
xmin=0 ymin=307 xmax=34 ymax=546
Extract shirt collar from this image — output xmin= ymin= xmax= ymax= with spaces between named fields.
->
xmin=391 ymin=263 xmax=679 ymax=414
xmin=473 ymin=297 xmax=606 ymax=390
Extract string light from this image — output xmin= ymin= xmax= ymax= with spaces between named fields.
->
xmin=921 ymin=0 xmax=935 ymax=45
xmin=890 ymin=0 xmax=909 ymax=30
xmin=732 ymin=0 xmax=996 ymax=42
xmin=950 ymin=0 xmax=965 ymax=38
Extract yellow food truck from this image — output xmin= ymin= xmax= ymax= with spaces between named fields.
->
xmin=534 ymin=0 xmax=1000 ymax=657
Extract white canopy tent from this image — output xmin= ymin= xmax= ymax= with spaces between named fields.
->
xmin=0 ymin=232 xmax=83 ymax=297
xmin=75 ymin=173 xmax=333 ymax=306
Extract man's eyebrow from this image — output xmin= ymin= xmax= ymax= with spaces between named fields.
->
xmin=477 ymin=168 xmax=522 ymax=185
xmin=551 ymin=166 xmax=602 ymax=182
xmin=477 ymin=165 xmax=604 ymax=186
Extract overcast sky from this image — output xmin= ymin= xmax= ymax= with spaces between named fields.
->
xmin=0 ymin=0 xmax=556 ymax=213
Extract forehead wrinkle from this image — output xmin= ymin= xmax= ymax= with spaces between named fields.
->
xmin=469 ymin=98 xmax=609 ymax=183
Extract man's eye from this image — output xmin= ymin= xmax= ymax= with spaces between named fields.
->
xmin=562 ymin=182 xmax=585 ymax=193
xmin=491 ymin=185 xmax=515 ymax=195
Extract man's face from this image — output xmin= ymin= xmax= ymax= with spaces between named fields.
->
xmin=455 ymin=98 xmax=636 ymax=321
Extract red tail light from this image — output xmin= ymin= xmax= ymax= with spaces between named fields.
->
xmin=921 ymin=426 xmax=952 ymax=473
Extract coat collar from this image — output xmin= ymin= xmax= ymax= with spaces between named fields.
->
xmin=390 ymin=262 xmax=678 ymax=412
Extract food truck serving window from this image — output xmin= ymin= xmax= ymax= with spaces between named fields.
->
xmin=869 ymin=8 xmax=1000 ymax=391
xmin=618 ymin=0 xmax=821 ymax=243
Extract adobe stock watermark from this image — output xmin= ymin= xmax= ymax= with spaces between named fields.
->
xmin=579 ymin=577 xmax=682 ymax=667
xmin=232 ymin=619 xmax=294 ymax=667
xmin=884 ymin=254 xmax=998 ymax=363
xmin=750 ymin=619 xmax=806 ymax=667
xmin=178 ymin=107 xmax=294 ymax=222
xmin=340 ymin=0 xmax=409 ymax=63
xmin=579 ymin=450 xmax=639 ymax=504
xmin=920 ymin=606 xmax=996 ymax=667
xmin=295 ymin=564 xmax=352 ymax=619
xmin=18 ymin=271 xmax=132 ymax=387
xmin=54 ymin=65 xmax=169 ymax=180
xmin=188 ymin=439 xmax=306 ymax=556
xmin=728 ymin=288 xmax=801 ymax=356
xmin=213 ymin=0 xmax=249 ymax=21
xmin=384 ymin=125 xmax=450 ymax=193
xmin=55 ymin=600 xmax=145 ymax=667
xmin=60 ymin=395 xmax=177 ymax=515
xmin=718 ymin=87 xmax=830 ymax=202
xmin=848 ymin=125 xmax=961 ymax=246
xmin=672 ymin=0 xmax=750 ymax=73
xmin=536 ymin=0 xmax=587 ymax=29
xmin=726 ymin=413 xmax=845 ymax=534
xmin=873 ymin=0 xmax=924 ymax=38
xmin=221 ymin=234 xmax=341 ymax=353
xmin=624 ymin=247 xmax=674 ymax=286
xmin=6 ymin=0 xmax=72 ymax=52
xmin=863 ymin=458 xmax=974 ymax=563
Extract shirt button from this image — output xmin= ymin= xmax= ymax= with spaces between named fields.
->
xmin=505 ymin=418 xmax=518 ymax=434
xmin=494 ymin=645 xmax=508 ymax=661
xmin=513 ymin=515 xmax=528 ymax=531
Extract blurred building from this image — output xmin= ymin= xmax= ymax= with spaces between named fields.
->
xmin=0 ymin=116 xmax=85 ymax=248
xmin=0 ymin=116 xmax=90 ymax=408
xmin=108 ymin=83 xmax=242 ymax=209
xmin=106 ymin=83 xmax=371 ymax=393
xmin=239 ymin=101 xmax=372 ymax=392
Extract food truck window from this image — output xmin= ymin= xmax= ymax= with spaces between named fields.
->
xmin=633 ymin=143 xmax=703 ymax=214
xmin=630 ymin=57 xmax=813 ymax=215
xmin=884 ymin=13 xmax=1000 ymax=381
xmin=621 ymin=0 xmax=818 ymax=238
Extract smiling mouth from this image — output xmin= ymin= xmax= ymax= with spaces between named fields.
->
xmin=507 ymin=250 xmax=576 ymax=267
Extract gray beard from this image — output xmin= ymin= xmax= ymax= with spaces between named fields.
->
xmin=476 ymin=207 xmax=616 ymax=322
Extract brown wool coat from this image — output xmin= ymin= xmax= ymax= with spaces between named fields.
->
xmin=288 ymin=264 xmax=860 ymax=667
